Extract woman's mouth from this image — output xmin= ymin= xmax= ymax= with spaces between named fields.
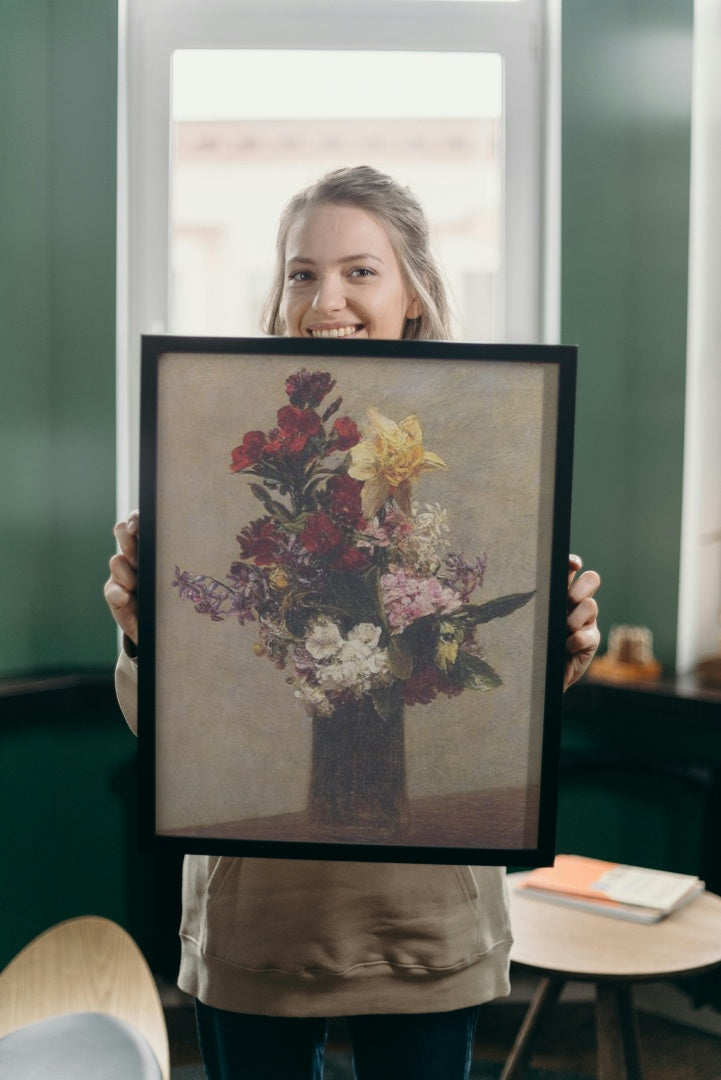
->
xmin=307 ymin=324 xmax=364 ymax=339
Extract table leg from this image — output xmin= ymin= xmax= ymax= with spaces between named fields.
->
xmin=596 ymin=982 xmax=643 ymax=1080
xmin=499 ymin=976 xmax=565 ymax=1080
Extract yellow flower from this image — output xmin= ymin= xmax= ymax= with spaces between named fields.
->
xmin=269 ymin=568 xmax=290 ymax=590
xmin=348 ymin=407 xmax=447 ymax=519
xmin=435 ymin=620 xmax=461 ymax=672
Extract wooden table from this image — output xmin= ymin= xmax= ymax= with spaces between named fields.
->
xmin=503 ymin=873 xmax=721 ymax=1080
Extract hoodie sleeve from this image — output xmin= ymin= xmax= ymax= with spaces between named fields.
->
xmin=115 ymin=643 xmax=139 ymax=736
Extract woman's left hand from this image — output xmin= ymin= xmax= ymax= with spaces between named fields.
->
xmin=564 ymin=555 xmax=601 ymax=691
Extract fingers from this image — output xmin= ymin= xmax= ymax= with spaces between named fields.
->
xmin=568 ymin=567 xmax=601 ymax=610
xmin=564 ymin=558 xmax=601 ymax=690
xmin=565 ymin=622 xmax=601 ymax=658
xmin=103 ymin=575 xmax=138 ymax=643
xmin=567 ymin=553 xmax=583 ymax=589
xmin=113 ymin=510 xmax=139 ymax=568
xmin=566 ymin=590 xmax=599 ymax=637
xmin=105 ymin=511 xmax=140 ymax=645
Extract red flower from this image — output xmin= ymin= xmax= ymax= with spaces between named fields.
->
xmin=329 ymin=416 xmax=361 ymax=452
xmin=330 ymin=546 xmax=369 ymax=572
xmin=275 ymin=405 xmax=323 ymax=455
xmin=238 ymin=518 xmax=283 ymax=565
xmin=300 ymin=513 xmax=343 ymax=555
xmin=402 ymin=665 xmax=464 ymax=707
xmin=326 ymin=474 xmax=365 ymax=528
xmin=230 ymin=430 xmax=267 ymax=472
xmin=285 ymin=369 xmax=336 ymax=409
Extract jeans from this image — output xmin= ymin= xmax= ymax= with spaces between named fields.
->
xmin=195 ymin=1000 xmax=481 ymax=1080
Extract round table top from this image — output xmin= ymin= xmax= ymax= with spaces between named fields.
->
xmin=508 ymin=871 xmax=721 ymax=981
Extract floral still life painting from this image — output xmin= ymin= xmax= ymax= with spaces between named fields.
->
xmin=140 ymin=338 xmax=576 ymax=863
xmin=173 ymin=367 xmax=533 ymax=839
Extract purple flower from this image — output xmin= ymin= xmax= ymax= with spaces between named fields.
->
xmin=443 ymin=552 xmax=488 ymax=601
xmin=172 ymin=569 xmax=235 ymax=622
xmin=173 ymin=564 xmax=267 ymax=626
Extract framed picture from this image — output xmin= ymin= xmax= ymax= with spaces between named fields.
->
xmin=138 ymin=336 xmax=576 ymax=865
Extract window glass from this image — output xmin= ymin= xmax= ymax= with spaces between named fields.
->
xmin=170 ymin=50 xmax=503 ymax=341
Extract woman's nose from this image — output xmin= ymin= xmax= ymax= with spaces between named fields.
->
xmin=312 ymin=274 xmax=345 ymax=314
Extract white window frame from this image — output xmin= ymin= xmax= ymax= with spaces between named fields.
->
xmin=117 ymin=0 xmax=559 ymax=512
xmin=676 ymin=0 xmax=721 ymax=674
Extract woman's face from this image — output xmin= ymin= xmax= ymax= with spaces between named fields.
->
xmin=281 ymin=203 xmax=421 ymax=341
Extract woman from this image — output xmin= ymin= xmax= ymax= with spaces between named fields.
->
xmin=106 ymin=166 xmax=601 ymax=1080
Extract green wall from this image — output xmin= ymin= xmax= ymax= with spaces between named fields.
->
xmin=0 ymin=0 xmax=698 ymax=969
xmin=0 ymin=1 xmax=693 ymax=676
xmin=563 ymin=0 xmax=693 ymax=669
xmin=0 ymin=0 xmax=118 ymax=675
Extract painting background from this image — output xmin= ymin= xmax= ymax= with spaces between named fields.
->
xmin=152 ymin=350 xmax=558 ymax=843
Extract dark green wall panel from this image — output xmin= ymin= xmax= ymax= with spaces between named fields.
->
xmin=0 ymin=0 xmax=118 ymax=674
xmin=562 ymin=0 xmax=693 ymax=669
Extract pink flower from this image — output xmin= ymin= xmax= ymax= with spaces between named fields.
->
xmin=358 ymin=510 xmax=413 ymax=549
xmin=380 ymin=566 xmax=463 ymax=634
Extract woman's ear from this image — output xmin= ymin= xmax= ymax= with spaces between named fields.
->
xmin=406 ymin=296 xmax=422 ymax=320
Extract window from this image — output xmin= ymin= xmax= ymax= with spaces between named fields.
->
xmin=170 ymin=49 xmax=503 ymax=340
xmin=118 ymin=0 xmax=557 ymax=509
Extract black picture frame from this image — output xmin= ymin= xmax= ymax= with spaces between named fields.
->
xmin=138 ymin=335 xmax=576 ymax=866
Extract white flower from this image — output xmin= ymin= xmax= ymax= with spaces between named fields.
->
xmin=305 ymin=617 xmax=343 ymax=660
xmin=318 ymin=660 xmax=352 ymax=689
xmin=292 ymin=679 xmax=333 ymax=717
xmin=392 ymin=501 xmax=452 ymax=575
xmin=347 ymin=623 xmax=382 ymax=651
xmin=413 ymin=501 xmax=450 ymax=540
xmin=363 ymin=649 xmax=391 ymax=677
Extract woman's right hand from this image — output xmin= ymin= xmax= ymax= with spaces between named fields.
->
xmin=104 ymin=510 xmax=139 ymax=646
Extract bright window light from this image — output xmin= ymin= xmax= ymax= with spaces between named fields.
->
xmin=170 ymin=50 xmax=503 ymax=341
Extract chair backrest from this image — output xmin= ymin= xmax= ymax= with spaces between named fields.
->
xmin=0 ymin=915 xmax=170 ymax=1080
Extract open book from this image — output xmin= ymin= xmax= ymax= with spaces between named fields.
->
xmin=516 ymin=854 xmax=705 ymax=923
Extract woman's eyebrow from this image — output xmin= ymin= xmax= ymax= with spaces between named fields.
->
xmin=286 ymin=253 xmax=384 ymax=266
xmin=339 ymin=253 xmax=384 ymax=264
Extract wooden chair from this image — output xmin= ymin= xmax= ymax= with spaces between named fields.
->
xmin=0 ymin=915 xmax=170 ymax=1079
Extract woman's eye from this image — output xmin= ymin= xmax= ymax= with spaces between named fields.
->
xmin=288 ymin=269 xmax=313 ymax=283
xmin=349 ymin=267 xmax=375 ymax=279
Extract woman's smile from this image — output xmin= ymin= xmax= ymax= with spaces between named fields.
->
xmin=306 ymin=323 xmax=364 ymax=338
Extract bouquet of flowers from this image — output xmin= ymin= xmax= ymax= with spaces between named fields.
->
xmin=173 ymin=368 xmax=534 ymax=728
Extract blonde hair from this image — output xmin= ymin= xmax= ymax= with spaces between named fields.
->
xmin=262 ymin=165 xmax=454 ymax=341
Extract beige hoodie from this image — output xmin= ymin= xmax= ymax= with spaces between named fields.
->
xmin=116 ymin=650 xmax=512 ymax=1016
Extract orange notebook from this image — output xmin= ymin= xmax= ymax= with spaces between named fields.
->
xmin=517 ymin=855 xmax=704 ymax=923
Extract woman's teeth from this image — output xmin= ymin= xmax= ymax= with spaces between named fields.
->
xmin=310 ymin=325 xmax=360 ymax=338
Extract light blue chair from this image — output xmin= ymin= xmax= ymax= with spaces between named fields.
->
xmin=0 ymin=916 xmax=169 ymax=1079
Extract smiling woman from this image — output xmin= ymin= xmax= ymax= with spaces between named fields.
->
xmin=264 ymin=167 xmax=452 ymax=342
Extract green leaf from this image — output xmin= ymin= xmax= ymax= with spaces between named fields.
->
xmin=248 ymin=483 xmax=294 ymax=522
xmin=456 ymin=652 xmax=503 ymax=692
xmin=326 ymin=571 xmax=380 ymax=624
xmin=370 ymin=685 xmax=403 ymax=722
xmin=462 ymin=590 xmax=536 ymax=627
xmin=388 ymin=635 xmax=414 ymax=681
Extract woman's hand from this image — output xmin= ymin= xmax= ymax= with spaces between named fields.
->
xmin=104 ymin=510 xmax=139 ymax=647
xmin=564 ymin=554 xmax=601 ymax=691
